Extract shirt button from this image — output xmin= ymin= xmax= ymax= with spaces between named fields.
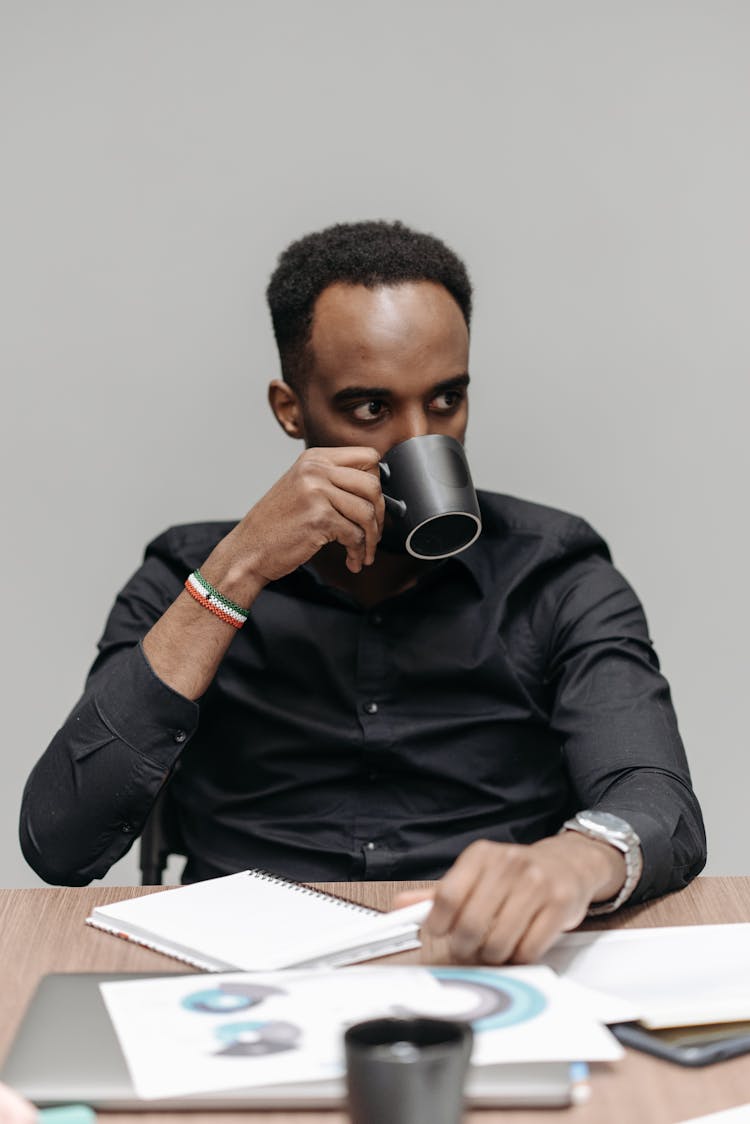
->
xmin=121 ymin=823 xmax=134 ymax=834
xmin=371 ymin=612 xmax=383 ymax=625
xmin=365 ymin=841 xmax=376 ymax=851
xmin=174 ymin=729 xmax=187 ymax=743
xmin=363 ymin=702 xmax=378 ymax=715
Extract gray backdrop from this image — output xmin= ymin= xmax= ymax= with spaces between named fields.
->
xmin=2 ymin=0 xmax=748 ymax=888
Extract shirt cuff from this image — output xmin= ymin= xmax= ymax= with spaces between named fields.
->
xmin=94 ymin=642 xmax=200 ymax=769
xmin=593 ymin=802 xmax=674 ymax=905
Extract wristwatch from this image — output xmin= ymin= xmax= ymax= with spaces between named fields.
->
xmin=560 ymin=810 xmax=643 ymax=915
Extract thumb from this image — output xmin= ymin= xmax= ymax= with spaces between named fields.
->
xmin=390 ymin=888 xmax=435 ymax=911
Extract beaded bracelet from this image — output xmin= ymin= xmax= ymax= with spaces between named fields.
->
xmin=184 ymin=569 xmax=249 ymax=629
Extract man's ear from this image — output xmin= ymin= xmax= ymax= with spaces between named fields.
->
xmin=268 ymin=379 xmax=305 ymax=439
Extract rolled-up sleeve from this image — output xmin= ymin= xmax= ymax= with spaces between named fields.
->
xmin=540 ymin=544 xmax=707 ymax=904
xmin=20 ymin=542 xmax=199 ymax=885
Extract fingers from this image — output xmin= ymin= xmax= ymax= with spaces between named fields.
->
xmin=477 ymin=873 xmax=560 ymax=965
xmin=305 ymin=446 xmax=381 ymax=471
xmin=443 ymin=866 xmax=517 ymax=963
xmin=237 ymin=445 xmax=385 ymax=583
xmin=506 ymin=901 xmax=575 ymax=964
xmin=328 ymin=465 xmax=386 ymax=532
xmin=391 ymin=889 xmax=434 ymax=910
xmin=424 ymin=841 xmax=517 ymax=961
xmin=302 ymin=449 xmax=383 ymax=573
xmin=423 ymin=839 xmax=592 ymax=966
xmin=424 ymin=839 xmax=503 ymax=937
xmin=326 ymin=467 xmax=384 ymax=570
xmin=328 ymin=510 xmax=374 ymax=573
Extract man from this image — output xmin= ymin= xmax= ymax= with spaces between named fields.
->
xmin=20 ymin=221 xmax=706 ymax=964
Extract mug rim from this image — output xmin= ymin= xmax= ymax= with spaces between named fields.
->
xmin=405 ymin=511 xmax=482 ymax=560
xmin=381 ymin=432 xmax=466 ymax=459
xmin=344 ymin=1015 xmax=472 ymax=1051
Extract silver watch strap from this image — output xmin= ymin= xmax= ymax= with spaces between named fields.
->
xmin=560 ymin=814 xmax=643 ymax=915
xmin=586 ymin=842 xmax=643 ymax=915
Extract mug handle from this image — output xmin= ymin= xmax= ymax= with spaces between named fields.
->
xmin=379 ymin=462 xmax=407 ymax=518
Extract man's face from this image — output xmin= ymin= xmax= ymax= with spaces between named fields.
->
xmin=297 ymin=281 xmax=470 ymax=457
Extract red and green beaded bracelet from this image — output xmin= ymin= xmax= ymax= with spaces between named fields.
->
xmin=184 ymin=569 xmax=249 ymax=629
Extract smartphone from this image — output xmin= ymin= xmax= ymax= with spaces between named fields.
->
xmin=610 ymin=1020 xmax=750 ymax=1067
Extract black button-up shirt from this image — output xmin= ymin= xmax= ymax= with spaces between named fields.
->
xmin=20 ymin=491 xmax=706 ymax=897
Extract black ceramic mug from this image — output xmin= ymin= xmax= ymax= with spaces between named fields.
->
xmin=378 ymin=434 xmax=481 ymax=560
xmin=345 ymin=1017 xmax=473 ymax=1124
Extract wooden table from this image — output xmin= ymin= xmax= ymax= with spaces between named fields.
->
xmin=1 ymin=877 xmax=749 ymax=1123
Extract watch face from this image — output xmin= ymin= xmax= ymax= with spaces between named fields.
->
xmin=579 ymin=811 xmax=631 ymax=838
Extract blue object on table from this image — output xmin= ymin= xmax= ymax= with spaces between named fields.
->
xmin=38 ymin=1105 xmax=96 ymax=1124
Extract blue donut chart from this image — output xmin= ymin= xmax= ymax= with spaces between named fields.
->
xmin=428 ymin=967 xmax=547 ymax=1030
xmin=213 ymin=1019 xmax=301 ymax=1057
xmin=181 ymin=982 xmax=284 ymax=1014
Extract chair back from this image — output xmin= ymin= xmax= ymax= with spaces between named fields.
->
xmin=139 ymin=784 xmax=185 ymax=885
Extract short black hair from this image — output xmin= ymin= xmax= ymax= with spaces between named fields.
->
xmin=266 ymin=220 xmax=472 ymax=389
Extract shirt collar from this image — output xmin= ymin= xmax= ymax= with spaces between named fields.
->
xmin=290 ymin=543 xmax=489 ymax=606
xmin=446 ymin=537 xmax=491 ymax=597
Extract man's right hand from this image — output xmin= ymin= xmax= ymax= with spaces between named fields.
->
xmin=143 ymin=446 xmax=384 ymax=700
xmin=231 ymin=445 xmax=385 ymax=584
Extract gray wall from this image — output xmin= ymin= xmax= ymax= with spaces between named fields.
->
xmin=2 ymin=0 xmax=748 ymax=887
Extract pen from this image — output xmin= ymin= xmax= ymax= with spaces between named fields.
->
xmin=569 ymin=1062 xmax=591 ymax=1105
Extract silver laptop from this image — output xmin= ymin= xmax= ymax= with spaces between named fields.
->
xmin=1 ymin=973 xmax=574 ymax=1109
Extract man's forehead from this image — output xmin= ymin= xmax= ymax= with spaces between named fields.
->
xmin=309 ymin=280 xmax=469 ymax=370
xmin=312 ymin=279 xmax=461 ymax=324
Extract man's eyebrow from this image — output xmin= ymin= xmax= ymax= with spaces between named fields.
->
xmin=332 ymin=385 xmax=392 ymax=405
xmin=332 ymin=373 xmax=470 ymax=406
xmin=432 ymin=373 xmax=470 ymax=394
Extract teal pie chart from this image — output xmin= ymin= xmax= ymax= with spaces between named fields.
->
xmin=423 ymin=967 xmax=547 ymax=1030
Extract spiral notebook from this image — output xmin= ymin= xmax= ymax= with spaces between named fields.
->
xmin=85 ymin=870 xmax=425 ymax=971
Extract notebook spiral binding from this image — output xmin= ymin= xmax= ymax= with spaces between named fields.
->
xmin=247 ymin=868 xmax=381 ymax=915
xmin=84 ymin=918 xmax=220 ymax=972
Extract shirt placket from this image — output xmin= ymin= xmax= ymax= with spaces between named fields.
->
xmin=353 ymin=606 xmax=394 ymax=877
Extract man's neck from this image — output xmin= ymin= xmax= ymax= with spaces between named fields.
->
xmin=309 ymin=543 xmax=433 ymax=607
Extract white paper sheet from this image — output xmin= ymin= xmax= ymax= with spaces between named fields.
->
xmin=100 ymin=964 xmax=622 ymax=1100
xmin=542 ymin=924 xmax=750 ymax=1027
xmin=101 ymin=967 xmax=440 ymax=1099
xmin=401 ymin=965 xmax=623 ymax=1067
xmin=677 ymin=1107 xmax=750 ymax=1124
xmin=550 ymin=975 xmax=640 ymax=1025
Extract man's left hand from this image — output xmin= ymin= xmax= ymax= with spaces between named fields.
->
xmin=392 ymin=832 xmax=626 ymax=964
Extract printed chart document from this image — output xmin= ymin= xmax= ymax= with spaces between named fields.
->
xmin=86 ymin=870 xmax=426 ymax=971
xmin=542 ymin=924 xmax=750 ymax=1027
xmin=99 ymin=964 xmax=623 ymax=1100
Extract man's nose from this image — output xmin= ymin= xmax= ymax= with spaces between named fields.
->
xmin=389 ymin=409 xmax=430 ymax=447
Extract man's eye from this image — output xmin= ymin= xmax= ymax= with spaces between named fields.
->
xmin=351 ymin=400 xmax=386 ymax=422
xmin=431 ymin=390 xmax=463 ymax=411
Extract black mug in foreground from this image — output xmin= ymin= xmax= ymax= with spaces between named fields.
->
xmin=379 ymin=434 xmax=481 ymax=560
xmin=345 ymin=1017 xmax=473 ymax=1124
